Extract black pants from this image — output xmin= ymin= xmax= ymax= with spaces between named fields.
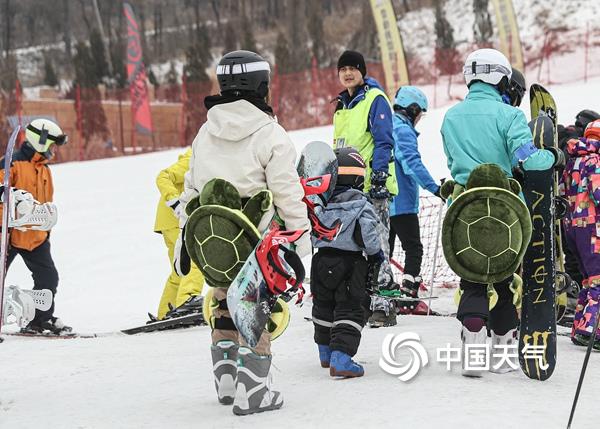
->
xmin=456 ymin=275 xmax=518 ymax=335
xmin=7 ymin=239 xmax=59 ymax=324
xmin=388 ymin=214 xmax=423 ymax=277
xmin=311 ymin=248 xmax=369 ymax=356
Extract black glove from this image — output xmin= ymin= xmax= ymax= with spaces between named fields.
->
xmin=433 ymin=186 xmax=445 ymax=201
xmin=546 ymin=146 xmax=566 ymax=170
xmin=369 ymin=170 xmax=391 ymax=200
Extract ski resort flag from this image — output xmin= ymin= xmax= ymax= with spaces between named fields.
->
xmin=491 ymin=0 xmax=524 ymax=72
xmin=124 ymin=3 xmax=153 ymax=138
xmin=370 ymin=0 xmax=409 ymax=96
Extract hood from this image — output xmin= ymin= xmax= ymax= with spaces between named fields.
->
xmin=206 ymin=99 xmax=274 ymax=142
xmin=466 ymin=81 xmax=503 ymax=103
xmin=315 ymin=189 xmax=368 ymax=236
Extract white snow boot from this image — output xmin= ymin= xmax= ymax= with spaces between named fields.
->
xmin=232 ymin=347 xmax=283 ymax=416
xmin=490 ymin=329 xmax=518 ymax=374
xmin=461 ymin=318 xmax=488 ymax=378
xmin=210 ymin=340 xmax=238 ymax=405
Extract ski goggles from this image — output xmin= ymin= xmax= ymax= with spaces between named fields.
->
xmin=463 ymin=63 xmax=511 ymax=77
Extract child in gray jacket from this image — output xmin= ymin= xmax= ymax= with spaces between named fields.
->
xmin=311 ymin=147 xmax=382 ymax=378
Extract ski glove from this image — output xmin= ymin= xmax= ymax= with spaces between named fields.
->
xmin=367 ymin=249 xmax=384 ymax=264
xmin=433 ymin=186 xmax=445 ymax=202
xmin=369 ymin=170 xmax=391 ymax=200
xmin=166 ymin=198 xmax=186 ymax=220
xmin=546 ymin=146 xmax=566 ymax=170
xmin=173 ymin=228 xmax=191 ymax=277
xmin=10 ymin=188 xmax=36 ymax=215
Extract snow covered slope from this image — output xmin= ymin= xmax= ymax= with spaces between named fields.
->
xmin=2 ymin=78 xmax=600 ymax=428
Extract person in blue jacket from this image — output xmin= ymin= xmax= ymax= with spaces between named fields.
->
xmin=388 ymin=86 xmax=443 ymax=312
xmin=441 ymin=48 xmax=563 ymax=376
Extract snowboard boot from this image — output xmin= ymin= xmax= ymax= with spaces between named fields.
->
xmin=329 ymin=350 xmax=364 ymax=378
xmin=367 ymin=295 xmax=397 ymax=328
xmin=21 ymin=317 xmax=72 ymax=335
xmin=461 ymin=317 xmax=487 ymax=378
xmin=211 ymin=340 xmax=238 ymax=405
xmin=318 ymin=344 xmax=331 ymax=368
xmin=232 ymin=348 xmax=283 ymax=415
xmin=165 ymin=294 xmax=204 ymax=319
xmin=395 ymin=275 xmax=422 ymax=313
xmin=489 ymin=329 xmax=518 ymax=374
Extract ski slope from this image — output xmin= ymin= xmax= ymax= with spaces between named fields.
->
xmin=2 ymin=78 xmax=600 ymax=429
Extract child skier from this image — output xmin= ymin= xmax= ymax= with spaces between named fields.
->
xmin=562 ymin=120 xmax=600 ymax=348
xmin=176 ymin=50 xmax=310 ymax=415
xmin=1 ymin=119 xmax=70 ymax=335
xmin=311 ymin=147 xmax=382 ymax=377
xmin=441 ymin=49 xmax=560 ymax=375
xmin=332 ymin=50 xmax=398 ymax=327
xmin=388 ymin=86 xmax=442 ymax=313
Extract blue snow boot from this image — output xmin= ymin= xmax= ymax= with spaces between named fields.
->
xmin=329 ymin=350 xmax=364 ymax=378
xmin=318 ymin=344 xmax=331 ymax=368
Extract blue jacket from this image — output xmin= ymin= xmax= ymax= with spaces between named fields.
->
xmin=441 ymin=82 xmax=555 ymax=186
xmin=390 ymin=113 xmax=439 ymax=215
xmin=337 ymin=77 xmax=394 ymax=174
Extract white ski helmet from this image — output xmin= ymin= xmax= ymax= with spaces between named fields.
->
xmin=25 ymin=118 xmax=67 ymax=153
xmin=463 ymin=48 xmax=512 ymax=88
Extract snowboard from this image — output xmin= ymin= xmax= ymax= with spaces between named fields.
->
xmin=0 ymin=126 xmax=20 ymax=341
xmin=519 ymin=98 xmax=558 ymax=380
xmin=227 ymin=141 xmax=339 ymax=348
xmin=122 ymin=312 xmax=205 ymax=335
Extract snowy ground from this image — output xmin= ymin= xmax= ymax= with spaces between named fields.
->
xmin=2 ymin=78 xmax=600 ymax=428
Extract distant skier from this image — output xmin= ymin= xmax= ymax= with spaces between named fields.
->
xmin=153 ymin=148 xmax=204 ymax=320
xmin=387 ymin=86 xmax=443 ymax=314
xmin=175 ymin=50 xmax=310 ymax=415
xmin=441 ymin=49 xmax=560 ymax=375
xmin=311 ymin=147 xmax=382 ymax=377
xmin=332 ymin=50 xmax=399 ymax=327
xmin=562 ymin=120 xmax=600 ymax=349
xmin=1 ymin=119 xmax=69 ymax=335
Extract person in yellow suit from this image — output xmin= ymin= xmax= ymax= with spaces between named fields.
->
xmin=154 ymin=148 xmax=204 ymax=319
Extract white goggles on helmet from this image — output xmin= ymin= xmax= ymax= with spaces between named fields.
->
xmin=463 ymin=63 xmax=511 ymax=77
xmin=216 ymin=61 xmax=270 ymax=76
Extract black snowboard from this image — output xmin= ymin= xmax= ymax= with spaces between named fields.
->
xmin=519 ymin=113 xmax=557 ymax=380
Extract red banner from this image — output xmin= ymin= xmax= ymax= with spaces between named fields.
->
xmin=124 ymin=3 xmax=153 ymax=140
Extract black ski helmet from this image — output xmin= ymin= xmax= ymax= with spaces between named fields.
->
xmin=334 ymin=147 xmax=366 ymax=190
xmin=575 ymin=109 xmax=600 ymax=130
xmin=216 ymin=50 xmax=270 ymax=98
xmin=507 ymin=68 xmax=526 ymax=107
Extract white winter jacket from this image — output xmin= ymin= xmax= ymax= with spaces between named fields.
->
xmin=180 ymin=99 xmax=311 ymax=256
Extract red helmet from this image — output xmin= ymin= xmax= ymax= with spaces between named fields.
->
xmin=584 ymin=120 xmax=600 ymax=140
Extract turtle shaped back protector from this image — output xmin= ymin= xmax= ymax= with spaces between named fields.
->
xmin=441 ymin=163 xmax=532 ymax=283
xmin=184 ymin=178 xmax=273 ymax=288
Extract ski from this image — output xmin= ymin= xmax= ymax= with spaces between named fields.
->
xmin=3 ymin=331 xmax=97 ymax=340
xmin=121 ymin=312 xmax=205 ymax=335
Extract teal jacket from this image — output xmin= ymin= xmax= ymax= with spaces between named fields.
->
xmin=441 ymin=82 xmax=555 ymax=185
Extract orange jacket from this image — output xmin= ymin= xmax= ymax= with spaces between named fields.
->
xmin=0 ymin=143 xmax=54 ymax=251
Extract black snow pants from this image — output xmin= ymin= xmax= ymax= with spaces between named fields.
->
xmin=456 ymin=275 xmax=518 ymax=335
xmin=388 ymin=214 xmax=423 ymax=278
xmin=311 ymin=248 xmax=369 ymax=356
xmin=7 ymin=239 xmax=59 ymax=324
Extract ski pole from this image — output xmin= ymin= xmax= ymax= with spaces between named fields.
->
xmin=427 ymin=200 xmax=444 ymax=316
xmin=566 ymin=303 xmax=600 ymax=429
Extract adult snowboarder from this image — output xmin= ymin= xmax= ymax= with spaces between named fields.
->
xmin=388 ymin=86 xmax=443 ymax=313
xmin=1 ymin=119 xmax=68 ymax=335
xmin=332 ymin=50 xmax=398 ymax=327
xmin=440 ymin=49 xmax=560 ymax=376
xmin=311 ymin=147 xmax=382 ymax=377
xmin=175 ymin=50 xmax=310 ymax=415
